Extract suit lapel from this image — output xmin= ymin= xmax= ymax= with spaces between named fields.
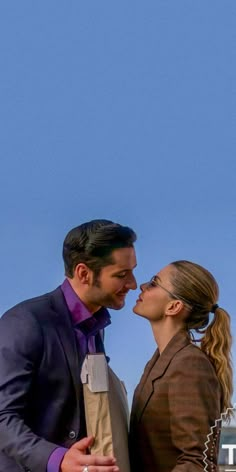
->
xmin=131 ymin=348 xmax=160 ymax=422
xmin=134 ymin=330 xmax=190 ymax=423
xmin=50 ymin=288 xmax=80 ymax=396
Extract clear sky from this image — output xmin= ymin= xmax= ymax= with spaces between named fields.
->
xmin=0 ymin=1 xmax=235 ymax=406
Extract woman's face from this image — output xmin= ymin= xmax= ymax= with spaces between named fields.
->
xmin=133 ymin=264 xmax=176 ymax=322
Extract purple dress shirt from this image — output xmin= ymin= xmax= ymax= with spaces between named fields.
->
xmin=47 ymin=279 xmax=111 ymax=472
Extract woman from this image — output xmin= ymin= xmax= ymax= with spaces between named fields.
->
xmin=129 ymin=260 xmax=233 ymax=472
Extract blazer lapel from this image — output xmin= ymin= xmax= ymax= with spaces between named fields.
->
xmin=50 ymin=288 xmax=80 ymax=397
xmin=132 ymin=348 xmax=160 ymax=422
xmin=134 ymin=330 xmax=191 ymax=423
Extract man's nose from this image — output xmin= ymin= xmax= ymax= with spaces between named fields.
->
xmin=126 ymin=273 xmax=137 ymax=290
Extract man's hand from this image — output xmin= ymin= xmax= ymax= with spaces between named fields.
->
xmin=60 ymin=436 xmax=119 ymax=472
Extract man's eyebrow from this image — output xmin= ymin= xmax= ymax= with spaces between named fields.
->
xmin=113 ymin=267 xmax=135 ymax=273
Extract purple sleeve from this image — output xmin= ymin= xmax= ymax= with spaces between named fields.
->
xmin=47 ymin=447 xmax=68 ymax=472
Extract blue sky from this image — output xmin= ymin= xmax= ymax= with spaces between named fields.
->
xmin=0 ymin=2 xmax=235 ymax=406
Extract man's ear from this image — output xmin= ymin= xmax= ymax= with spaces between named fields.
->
xmin=74 ymin=263 xmax=91 ymax=284
xmin=165 ymin=299 xmax=184 ymax=317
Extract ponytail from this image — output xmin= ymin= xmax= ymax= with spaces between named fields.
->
xmin=201 ymin=307 xmax=233 ymax=420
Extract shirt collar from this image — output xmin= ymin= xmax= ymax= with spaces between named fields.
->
xmin=60 ymin=278 xmax=111 ymax=336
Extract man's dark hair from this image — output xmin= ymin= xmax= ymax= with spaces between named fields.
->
xmin=63 ymin=219 xmax=137 ymax=278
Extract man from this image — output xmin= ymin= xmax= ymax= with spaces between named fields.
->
xmin=0 ymin=219 xmax=137 ymax=472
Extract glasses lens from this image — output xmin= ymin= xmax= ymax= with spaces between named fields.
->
xmin=148 ymin=276 xmax=157 ymax=288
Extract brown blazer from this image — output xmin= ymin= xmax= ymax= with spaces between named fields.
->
xmin=129 ymin=331 xmax=222 ymax=472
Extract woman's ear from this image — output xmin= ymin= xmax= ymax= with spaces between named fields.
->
xmin=165 ymin=299 xmax=184 ymax=317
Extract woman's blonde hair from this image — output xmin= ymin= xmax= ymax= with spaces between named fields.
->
xmin=170 ymin=260 xmax=233 ymax=419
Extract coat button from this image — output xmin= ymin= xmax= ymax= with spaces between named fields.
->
xmin=69 ymin=430 xmax=76 ymax=439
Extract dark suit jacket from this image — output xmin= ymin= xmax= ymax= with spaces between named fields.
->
xmin=0 ymin=287 xmax=105 ymax=472
xmin=129 ymin=331 xmax=222 ymax=472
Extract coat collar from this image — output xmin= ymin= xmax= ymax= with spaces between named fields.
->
xmin=149 ymin=329 xmax=191 ymax=382
xmin=132 ymin=330 xmax=191 ymax=423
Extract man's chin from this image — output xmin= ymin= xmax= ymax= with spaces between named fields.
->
xmin=110 ymin=298 xmax=126 ymax=310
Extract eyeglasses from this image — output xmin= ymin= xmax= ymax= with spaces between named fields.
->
xmin=146 ymin=276 xmax=179 ymax=298
xmin=146 ymin=275 xmax=191 ymax=306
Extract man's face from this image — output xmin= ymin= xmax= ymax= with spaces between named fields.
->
xmin=88 ymin=246 xmax=137 ymax=311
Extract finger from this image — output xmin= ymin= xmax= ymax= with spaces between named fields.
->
xmin=79 ymin=467 xmax=119 ymax=472
xmin=60 ymin=450 xmax=118 ymax=472
xmin=71 ymin=436 xmax=94 ymax=452
xmin=78 ymin=455 xmax=117 ymax=467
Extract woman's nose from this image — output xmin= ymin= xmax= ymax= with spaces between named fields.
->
xmin=140 ymin=282 xmax=148 ymax=291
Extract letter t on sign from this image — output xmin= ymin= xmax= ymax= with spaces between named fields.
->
xmin=222 ymin=444 xmax=236 ymax=465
